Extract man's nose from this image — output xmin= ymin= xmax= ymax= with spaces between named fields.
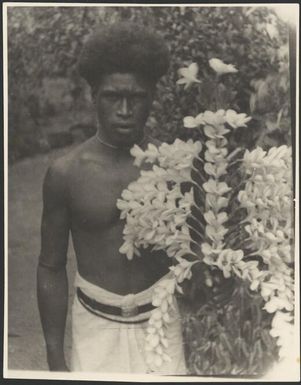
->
xmin=117 ymin=97 xmax=132 ymax=117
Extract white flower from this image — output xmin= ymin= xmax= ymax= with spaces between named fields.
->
xmin=201 ymin=242 xmax=223 ymax=265
xmin=209 ymin=58 xmax=238 ymax=75
xmin=183 ymin=113 xmax=204 ymax=128
xmin=204 ymin=210 xmax=228 ymax=227
xmin=203 ymin=110 xmax=226 ymax=126
xmin=119 ymin=241 xmax=135 ymax=260
xmin=176 ymin=62 xmax=201 ymax=89
xmin=271 ymin=311 xmax=293 ymax=330
xmin=243 ymin=147 xmax=267 ymax=171
xmin=206 ymin=225 xmax=228 ymax=243
xmin=144 ymin=143 xmax=160 ymax=162
xmin=203 ymin=179 xmax=231 ymax=195
xmin=205 ymin=194 xmax=229 ymax=210
xmin=204 ymin=162 xmax=228 ymax=178
xmin=264 ymin=297 xmax=293 ymax=313
xmin=130 ymin=144 xmax=146 ymax=166
xmin=225 ymin=109 xmax=252 ymax=128
xmin=205 ymin=141 xmax=228 ymax=157
xmin=214 ymin=249 xmax=244 ymax=278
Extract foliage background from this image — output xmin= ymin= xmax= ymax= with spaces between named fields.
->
xmin=8 ymin=6 xmax=292 ymax=161
xmin=6 ymin=5 xmax=294 ymax=376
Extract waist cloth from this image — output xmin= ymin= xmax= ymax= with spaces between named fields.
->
xmin=71 ymin=272 xmax=187 ymax=374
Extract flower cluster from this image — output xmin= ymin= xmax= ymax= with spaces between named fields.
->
xmin=145 ymin=278 xmax=176 ymax=369
xmin=239 ymin=145 xmax=293 ymax=307
xmin=117 ymin=139 xmax=201 ymax=261
xmin=185 ymin=108 xmax=294 ymax=360
xmin=117 ymin=59 xmax=294 ymax=371
xmin=145 ymin=259 xmax=198 ymax=368
xmin=184 ymin=109 xmax=251 ymax=131
xmin=180 ymin=64 xmax=294 ymax=349
xmin=238 ymin=145 xmax=294 ymax=358
xmin=131 ymin=138 xmax=202 ymax=181
xmin=184 ymin=108 xmax=263 ymax=287
xmin=186 ymin=109 xmax=242 ymax=277
xmin=270 ymin=311 xmax=295 ymax=359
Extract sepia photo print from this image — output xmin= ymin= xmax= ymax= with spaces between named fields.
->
xmin=3 ymin=3 xmax=299 ymax=381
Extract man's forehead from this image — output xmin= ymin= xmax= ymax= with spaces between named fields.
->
xmin=98 ymin=72 xmax=151 ymax=91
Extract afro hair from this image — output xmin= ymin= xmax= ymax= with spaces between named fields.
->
xmin=78 ymin=22 xmax=170 ymax=88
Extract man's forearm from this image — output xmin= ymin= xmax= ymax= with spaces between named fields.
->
xmin=37 ymin=264 xmax=69 ymax=370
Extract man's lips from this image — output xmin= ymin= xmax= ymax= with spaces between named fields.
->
xmin=114 ymin=124 xmax=134 ymax=133
xmin=114 ymin=123 xmax=133 ymax=128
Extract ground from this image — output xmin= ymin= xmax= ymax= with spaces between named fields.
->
xmin=7 ymin=145 xmax=77 ymax=371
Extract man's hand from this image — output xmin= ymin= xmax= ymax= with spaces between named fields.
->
xmin=183 ymin=262 xmax=236 ymax=309
xmin=206 ymin=267 xmax=236 ymax=307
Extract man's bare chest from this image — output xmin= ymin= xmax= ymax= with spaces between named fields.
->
xmin=69 ymin=156 xmax=141 ymax=229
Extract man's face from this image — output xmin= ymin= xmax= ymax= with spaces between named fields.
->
xmin=94 ymin=73 xmax=154 ymax=147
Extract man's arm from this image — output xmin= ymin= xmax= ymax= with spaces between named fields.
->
xmin=37 ymin=163 xmax=70 ymax=371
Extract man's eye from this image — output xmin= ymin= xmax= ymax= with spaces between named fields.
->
xmin=104 ymin=93 xmax=118 ymax=101
xmin=132 ymin=94 xmax=147 ymax=101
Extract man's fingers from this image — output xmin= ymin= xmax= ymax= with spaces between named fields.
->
xmin=204 ymin=269 xmax=213 ymax=287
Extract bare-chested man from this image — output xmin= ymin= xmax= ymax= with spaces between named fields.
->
xmin=37 ymin=22 xmax=233 ymax=375
xmin=37 ymin=23 xmax=186 ymax=374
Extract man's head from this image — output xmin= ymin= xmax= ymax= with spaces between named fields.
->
xmin=78 ymin=22 xmax=170 ymax=147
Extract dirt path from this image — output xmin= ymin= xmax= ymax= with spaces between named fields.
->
xmin=7 ymin=146 xmax=77 ymax=371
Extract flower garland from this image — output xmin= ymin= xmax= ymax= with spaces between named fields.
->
xmin=116 ymin=60 xmax=294 ymax=372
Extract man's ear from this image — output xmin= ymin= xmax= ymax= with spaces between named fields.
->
xmin=149 ymin=86 xmax=156 ymax=106
xmin=91 ymin=86 xmax=97 ymax=104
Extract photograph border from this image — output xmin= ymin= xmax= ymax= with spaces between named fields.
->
xmin=2 ymin=2 xmax=300 ymax=382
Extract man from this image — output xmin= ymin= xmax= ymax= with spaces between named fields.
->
xmin=37 ymin=22 xmax=185 ymax=374
xmin=37 ymin=22 xmax=233 ymax=374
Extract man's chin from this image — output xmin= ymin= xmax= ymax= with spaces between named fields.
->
xmin=114 ymin=133 xmax=144 ymax=148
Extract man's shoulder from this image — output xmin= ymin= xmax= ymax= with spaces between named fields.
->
xmin=45 ymin=139 xmax=94 ymax=186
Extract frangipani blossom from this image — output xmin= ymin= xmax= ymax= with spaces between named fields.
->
xmin=209 ymin=58 xmax=238 ymax=74
xmin=225 ymin=109 xmax=252 ymax=128
xmin=177 ymin=62 xmax=201 ymax=89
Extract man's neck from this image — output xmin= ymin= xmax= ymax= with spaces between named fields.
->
xmin=95 ymin=132 xmax=147 ymax=152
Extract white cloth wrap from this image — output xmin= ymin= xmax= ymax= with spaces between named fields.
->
xmin=71 ymin=272 xmax=187 ymax=374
